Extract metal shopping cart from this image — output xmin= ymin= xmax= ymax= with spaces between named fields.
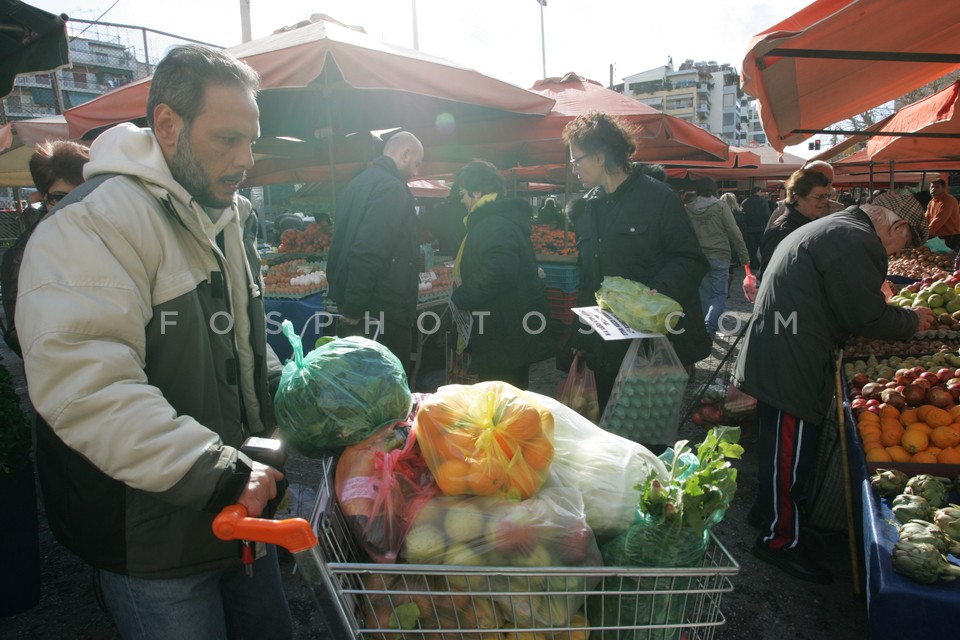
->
xmin=214 ymin=456 xmax=739 ymax=639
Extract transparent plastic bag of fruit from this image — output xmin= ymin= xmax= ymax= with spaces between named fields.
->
xmin=401 ymin=488 xmax=601 ymax=627
xmin=556 ymin=353 xmax=600 ymax=423
xmin=599 ymin=336 xmax=689 ymax=445
xmin=414 ymin=381 xmax=554 ymax=500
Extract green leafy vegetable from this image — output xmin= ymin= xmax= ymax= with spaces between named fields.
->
xmin=595 ymin=276 xmax=684 ymax=333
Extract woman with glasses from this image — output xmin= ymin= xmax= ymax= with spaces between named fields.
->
xmin=449 ymin=159 xmax=553 ymax=389
xmin=757 ymin=168 xmax=832 ymax=281
xmin=561 ymin=112 xmax=710 ymax=414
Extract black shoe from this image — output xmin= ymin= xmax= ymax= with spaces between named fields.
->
xmin=752 ymin=539 xmax=833 ymax=584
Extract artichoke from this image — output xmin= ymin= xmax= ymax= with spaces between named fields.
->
xmin=905 ymin=474 xmax=951 ymax=509
xmin=891 ymin=539 xmax=960 ymax=584
xmin=892 ymin=494 xmax=934 ymax=524
xmin=897 ymin=519 xmax=960 ymax=556
xmin=935 ymin=505 xmax=960 ymax=541
xmin=870 ymin=468 xmax=909 ymax=498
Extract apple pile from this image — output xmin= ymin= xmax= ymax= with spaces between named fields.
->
xmin=891 ymin=275 xmax=960 ymax=320
xmin=845 ymin=337 xmax=960 ymax=359
xmin=844 ymin=353 xmax=960 ymax=417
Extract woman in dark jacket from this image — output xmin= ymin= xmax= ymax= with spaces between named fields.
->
xmin=450 ymin=160 xmax=553 ymax=388
xmin=757 ymin=168 xmax=831 ymax=281
xmin=562 ymin=112 xmax=710 ymax=410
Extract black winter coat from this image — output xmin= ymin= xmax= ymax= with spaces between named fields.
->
xmin=327 ymin=156 xmax=420 ymax=326
xmin=572 ymin=168 xmax=710 ymax=370
xmin=735 ymin=208 xmax=918 ymax=424
xmin=450 ymin=197 xmax=553 ymax=375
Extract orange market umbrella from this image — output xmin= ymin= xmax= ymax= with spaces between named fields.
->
xmin=741 ymin=0 xmax=960 ymax=153
xmin=420 ymin=72 xmax=730 ymax=166
xmin=866 ymin=80 xmax=960 ymax=161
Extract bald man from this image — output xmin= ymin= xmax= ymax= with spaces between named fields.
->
xmin=327 ymin=131 xmax=425 ymax=367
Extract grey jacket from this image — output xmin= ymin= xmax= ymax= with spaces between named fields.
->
xmin=18 ymin=124 xmax=274 ymax=577
xmin=685 ymin=196 xmax=750 ymax=264
xmin=734 ymin=208 xmax=917 ymax=424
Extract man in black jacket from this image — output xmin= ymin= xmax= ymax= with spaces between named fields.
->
xmin=734 ymin=192 xmax=934 ymax=584
xmin=327 ymin=132 xmax=424 ymax=368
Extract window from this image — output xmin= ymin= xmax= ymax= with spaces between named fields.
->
xmin=723 ymin=112 xmax=735 ymax=125
xmin=723 ymin=94 xmax=734 ymax=107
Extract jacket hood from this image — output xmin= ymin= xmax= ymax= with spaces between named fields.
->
xmin=84 ymin=123 xmax=251 ymax=239
xmin=687 ymin=195 xmax=725 ymax=217
xmin=468 ymin=197 xmax=533 ymax=234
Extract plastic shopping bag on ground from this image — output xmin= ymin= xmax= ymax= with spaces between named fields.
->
xmin=556 ymin=354 xmax=600 ymax=423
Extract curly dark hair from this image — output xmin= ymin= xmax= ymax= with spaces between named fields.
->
xmin=456 ymin=159 xmax=504 ymax=197
xmin=561 ymin=111 xmax=636 ymax=174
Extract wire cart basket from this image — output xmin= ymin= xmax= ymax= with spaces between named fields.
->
xmin=216 ymin=455 xmax=739 ymax=639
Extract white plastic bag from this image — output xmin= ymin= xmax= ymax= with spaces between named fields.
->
xmin=528 ymin=392 xmax=668 ymax=536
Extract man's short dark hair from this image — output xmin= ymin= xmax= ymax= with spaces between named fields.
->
xmin=933 ymin=179 xmax=947 ymax=188
xmin=146 ymin=45 xmax=260 ymax=130
xmin=28 ymin=140 xmax=89 ymax=196
xmin=751 ymin=186 xmax=762 ymax=194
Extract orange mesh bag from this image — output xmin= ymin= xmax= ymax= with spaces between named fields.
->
xmin=414 ymin=381 xmax=555 ymax=500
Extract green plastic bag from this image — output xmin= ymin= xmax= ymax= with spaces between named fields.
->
xmin=595 ymin=276 xmax=683 ymax=334
xmin=274 ymin=320 xmax=412 ymax=456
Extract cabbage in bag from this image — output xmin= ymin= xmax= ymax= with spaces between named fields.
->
xmin=595 ymin=276 xmax=683 ymax=334
xmin=275 ymin=320 xmax=412 ymax=455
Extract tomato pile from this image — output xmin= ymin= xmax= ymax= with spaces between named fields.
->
xmin=279 ymin=221 xmax=332 ymax=254
xmin=530 ymin=225 xmax=577 ymax=257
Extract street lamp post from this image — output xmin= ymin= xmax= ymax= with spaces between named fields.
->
xmin=538 ymin=0 xmax=547 ymax=78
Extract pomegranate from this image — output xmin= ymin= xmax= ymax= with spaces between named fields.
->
xmin=851 ymin=372 xmax=871 ymax=387
xmin=920 ymin=371 xmax=941 ymax=386
xmin=928 ymin=387 xmax=954 ymax=409
xmin=937 ymin=368 xmax=954 ymax=383
xmin=896 ymin=369 xmax=917 ymax=384
xmin=902 ymin=383 xmax=927 ymax=406
xmin=860 ymin=382 xmax=884 ymax=400
xmin=948 ymin=382 xmax=960 ymax=402
xmin=880 ymin=389 xmax=906 ymax=410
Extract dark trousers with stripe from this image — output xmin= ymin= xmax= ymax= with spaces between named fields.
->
xmin=756 ymin=400 xmax=821 ymax=551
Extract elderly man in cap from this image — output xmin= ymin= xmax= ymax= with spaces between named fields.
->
xmin=734 ymin=192 xmax=934 ymax=584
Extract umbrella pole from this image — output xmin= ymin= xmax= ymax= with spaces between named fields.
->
xmin=889 ymin=160 xmax=895 ymax=191
xmin=835 ymin=349 xmax=861 ymax=595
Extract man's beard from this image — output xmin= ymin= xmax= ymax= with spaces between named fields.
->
xmin=170 ymin=127 xmax=243 ymax=208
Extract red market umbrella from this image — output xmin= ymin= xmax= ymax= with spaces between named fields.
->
xmin=741 ymin=0 xmax=960 ymax=152
xmin=63 ymin=15 xmax=554 ymax=141
xmin=0 ymin=115 xmax=70 ymax=187
xmin=420 ymin=72 xmax=729 ymax=166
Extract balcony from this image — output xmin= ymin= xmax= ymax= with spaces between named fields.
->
xmin=697 ymin=83 xmax=712 ymax=95
xmin=697 ymin=103 xmax=711 ymax=115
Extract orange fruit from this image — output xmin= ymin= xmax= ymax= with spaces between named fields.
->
xmin=861 ymin=430 xmax=882 ymax=444
xmin=434 ymin=459 xmax=470 ymax=496
xmin=906 ymin=422 xmax=933 ymax=435
xmin=917 ymin=405 xmax=936 ymax=421
xmin=880 ymin=405 xmax=901 ymax=420
xmin=505 ymin=461 xmax=542 ymax=500
xmin=505 ymin=407 xmax=543 ymax=440
xmin=493 ymin=431 xmax=520 ymax=461
xmin=938 ymin=447 xmax=960 ymax=464
xmin=866 ymin=448 xmax=893 ymax=462
xmin=902 ymin=429 xmax=930 ymax=454
xmin=444 ymin=428 xmax=479 ymax=458
xmin=926 ymin=407 xmax=954 ymax=428
xmin=911 ymin=451 xmax=939 ymax=464
xmin=927 ymin=446 xmax=943 ymax=457
xmin=880 ymin=418 xmax=903 ymax=432
xmin=863 ymin=440 xmax=886 ymax=453
xmin=468 ymin=455 xmax=507 ymax=497
xmin=521 ymin=437 xmax=554 ymax=471
xmin=899 ymin=409 xmax=919 ymax=426
xmin=859 ymin=410 xmax=881 ymax=424
xmin=886 ymin=445 xmax=912 ymax=462
xmin=880 ymin=425 xmax=904 ymax=447
xmin=931 ymin=426 xmax=960 ymax=449
xmin=949 ymin=405 xmax=960 ymax=419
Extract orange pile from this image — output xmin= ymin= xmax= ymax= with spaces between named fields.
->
xmin=414 ymin=381 xmax=555 ymax=500
xmin=858 ymin=404 xmax=960 ymax=464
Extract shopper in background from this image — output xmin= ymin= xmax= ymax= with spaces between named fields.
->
xmin=450 ymin=159 xmax=553 ymax=388
xmin=685 ymin=178 xmax=750 ymax=336
xmin=1 ymin=140 xmax=89 ymax=357
xmin=562 ymin=111 xmax=709 ymax=411
xmin=757 ymin=167 xmax=831 ymax=281
xmin=925 ymin=178 xmax=960 ymax=250
xmin=16 ymin=45 xmax=293 ymax=638
xmin=327 ymin=131 xmax=424 ymax=368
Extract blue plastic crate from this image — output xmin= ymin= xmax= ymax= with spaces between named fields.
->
xmin=539 ymin=263 xmax=579 ymax=293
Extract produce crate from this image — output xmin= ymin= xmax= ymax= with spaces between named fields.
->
xmin=287 ymin=456 xmax=739 ymax=640
xmin=547 ymin=288 xmax=578 ymax=325
xmin=539 ymin=263 xmax=579 ymax=293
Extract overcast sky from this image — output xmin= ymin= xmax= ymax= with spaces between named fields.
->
xmin=36 ymin=0 xmax=818 ymax=155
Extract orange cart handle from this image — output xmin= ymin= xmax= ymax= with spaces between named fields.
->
xmin=213 ymin=505 xmax=318 ymax=554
